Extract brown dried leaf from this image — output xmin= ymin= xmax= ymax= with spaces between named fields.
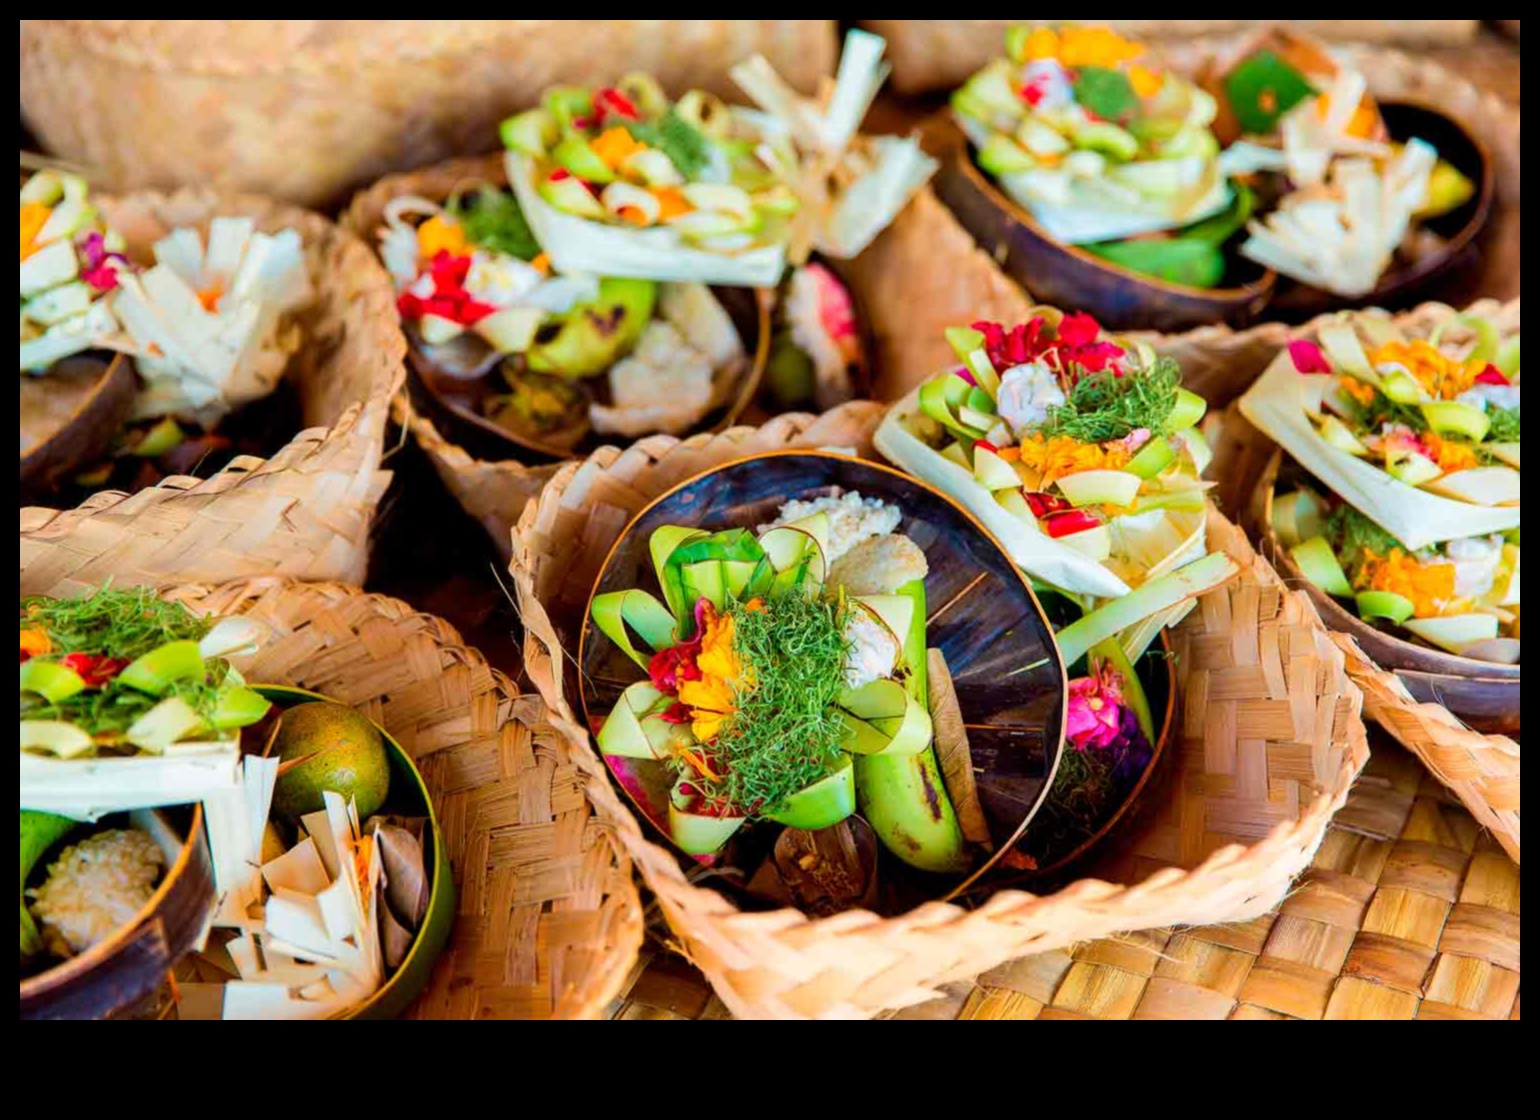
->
xmin=927 ymin=648 xmax=991 ymax=847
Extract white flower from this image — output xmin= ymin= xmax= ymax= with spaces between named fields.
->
xmin=995 ymin=360 xmax=1066 ymax=440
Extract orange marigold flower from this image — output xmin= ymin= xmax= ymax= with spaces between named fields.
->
xmin=1016 ymin=434 xmax=1131 ymax=487
xmin=1358 ymin=549 xmax=1456 ymax=618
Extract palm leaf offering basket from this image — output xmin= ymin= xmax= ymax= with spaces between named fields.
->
xmin=1220 ymin=299 xmax=1521 ymax=865
xmin=19 ymin=189 xmax=405 ymax=591
xmin=510 ymin=413 xmax=1370 ymax=1019
xmin=840 ymin=38 xmax=1521 ymax=418
xmin=19 ymin=20 xmax=838 ymax=208
xmin=17 ymin=571 xmax=645 ymax=1019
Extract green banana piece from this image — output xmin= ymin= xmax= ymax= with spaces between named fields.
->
xmin=20 ymin=810 xmax=79 ymax=962
xmin=853 ymin=580 xmax=969 ymax=874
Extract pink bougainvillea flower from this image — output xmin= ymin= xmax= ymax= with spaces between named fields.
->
xmin=1066 ymin=665 xmax=1126 ymax=751
xmin=1288 ymin=339 xmax=1332 ymax=374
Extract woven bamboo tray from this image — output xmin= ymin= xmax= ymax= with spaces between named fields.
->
xmin=857 ymin=40 xmax=1521 ymax=413
xmin=861 ymin=20 xmax=1481 ymax=95
xmin=608 ymin=738 xmax=1520 ymax=1021
xmin=19 ymin=20 xmax=837 ymax=208
xmin=19 ymin=190 xmax=404 ymax=592
xmin=1204 ymin=299 xmax=1521 ymax=865
xmin=509 ymin=413 xmax=1371 ymax=1020
xmin=53 ymin=577 xmax=644 ymax=1020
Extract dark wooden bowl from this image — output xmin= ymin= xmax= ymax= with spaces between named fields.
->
xmin=1253 ymin=450 xmax=1519 ymax=735
xmin=930 ymin=98 xmax=1494 ymax=332
xmin=927 ymin=112 xmax=1276 ymax=334
xmin=577 ymin=450 xmax=1069 ymax=908
xmin=20 ymin=805 xmax=214 ymax=1020
xmin=1268 ymin=101 xmax=1495 ymax=321
xmin=19 ymin=352 xmax=136 ymax=499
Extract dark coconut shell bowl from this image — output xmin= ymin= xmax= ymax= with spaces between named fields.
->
xmin=1254 ymin=451 xmax=1518 ymax=736
xmin=578 ymin=450 xmax=1068 ymax=915
xmin=18 ymin=351 xmax=136 ymax=502
xmin=929 ymin=99 xmax=1492 ymax=333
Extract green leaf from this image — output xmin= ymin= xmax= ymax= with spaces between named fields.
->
xmin=1073 ymin=67 xmax=1140 ymax=123
xmin=448 ymin=187 xmax=541 ymax=261
xmin=1224 ymin=51 xmax=1316 ymax=136
xmin=1084 ymin=237 xmax=1227 ymax=288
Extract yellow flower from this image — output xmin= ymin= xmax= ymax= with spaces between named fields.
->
xmin=1017 ymin=434 xmax=1131 ymax=487
xmin=1057 ymin=26 xmax=1145 ymax=70
xmin=591 ymin=126 xmax=647 ymax=171
xmin=1367 ymin=340 xmax=1484 ymax=400
xmin=677 ymin=604 xmax=748 ymax=742
xmin=1358 ymin=549 xmax=1456 ymax=618
xmin=1128 ymin=65 xmax=1163 ymax=99
xmin=20 ymin=203 xmax=50 ymax=261
xmin=19 ymin=627 xmax=51 ymax=658
xmin=1423 ymin=432 xmax=1479 ymax=473
xmin=416 ymin=214 xmax=469 ymax=260
xmin=1022 ymin=27 xmax=1060 ymax=61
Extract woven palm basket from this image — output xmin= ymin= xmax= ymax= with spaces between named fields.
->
xmin=1209 ymin=298 xmax=1521 ymax=866
xmin=609 ymin=738 xmax=1519 ymax=1021
xmin=14 ymin=573 xmax=646 ymax=1020
xmin=849 ymin=40 xmax=1521 ymax=415
xmin=509 ymin=415 xmax=1371 ymax=1020
xmin=19 ymin=20 xmax=837 ymax=208
xmin=18 ymin=190 xmax=404 ymax=592
xmin=861 ymin=20 xmax=1481 ymax=95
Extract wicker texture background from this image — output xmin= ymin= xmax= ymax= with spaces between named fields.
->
xmin=150 ymin=579 xmax=644 ymax=1020
xmin=863 ymin=20 xmax=1481 ymax=94
xmin=608 ymin=741 xmax=1519 ymax=1021
xmin=20 ymin=20 xmax=837 ymax=207
xmin=19 ymin=190 xmax=404 ymax=593
xmin=510 ymin=410 xmax=1370 ymax=1019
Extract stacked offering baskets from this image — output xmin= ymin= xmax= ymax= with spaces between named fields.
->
xmin=20 ymin=187 xmax=403 ymax=590
xmin=512 ymin=403 xmax=1369 ymax=1019
xmin=1237 ymin=300 xmax=1520 ymax=863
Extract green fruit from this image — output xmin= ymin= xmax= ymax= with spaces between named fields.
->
xmin=20 ymin=810 xmax=79 ymax=962
xmin=271 ymin=701 xmax=391 ymax=820
xmin=852 ymin=581 xmax=968 ymax=874
xmin=527 ymin=277 xmax=657 ymax=378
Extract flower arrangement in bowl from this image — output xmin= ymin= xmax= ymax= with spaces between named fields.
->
xmin=19 ymin=586 xmax=453 ymax=1019
xmin=932 ymin=24 xmax=1491 ymax=331
xmin=578 ymin=452 xmax=1068 ymax=913
xmin=875 ymin=308 xmax=1240 ymax=875
xmin=360 ymin=29 xmax=929 ymax=463
xmin=1240 ymin=306 xmax=1519 ymax=733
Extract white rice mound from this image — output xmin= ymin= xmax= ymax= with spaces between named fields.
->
xmin=28 ymin=828 xmax=164 ymax=957
xmin=762 ymin=490 xmax=901 ymax=563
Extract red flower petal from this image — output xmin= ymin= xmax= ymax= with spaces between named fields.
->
xmin=1474 ymin=364 xmax=1511 ymax=386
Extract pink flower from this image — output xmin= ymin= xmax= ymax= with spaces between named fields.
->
xmin=1288 ymin=340 xmax=1332 ymax=375
xmin=1066 ymin=666 xmax=1126 ymax=751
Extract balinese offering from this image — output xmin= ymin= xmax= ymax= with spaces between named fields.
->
xmin=1207 ymin=31 xmax=1477 ymax=298
xmin=580 ymin=453 xmax=1069 ymax=914
xmin=876 ymin=311 xmax=1240 ymax=870
xmin=20 ymin=169 xmax=313 ymax=498
xmin=20 ymin=588 xmax=447 ymax=1020
xmin=373 ymin=30 xmax=926 ymax=451
xmin=1241 ymin=310 xmax=1520 ymax=663
xmin=944 ymin=25 xmax=1486 ymax=325
xmin=953 ymin=25 xmax=1235 ymax=256
xmin=589 ymin=496 xmax=959 ymax=868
